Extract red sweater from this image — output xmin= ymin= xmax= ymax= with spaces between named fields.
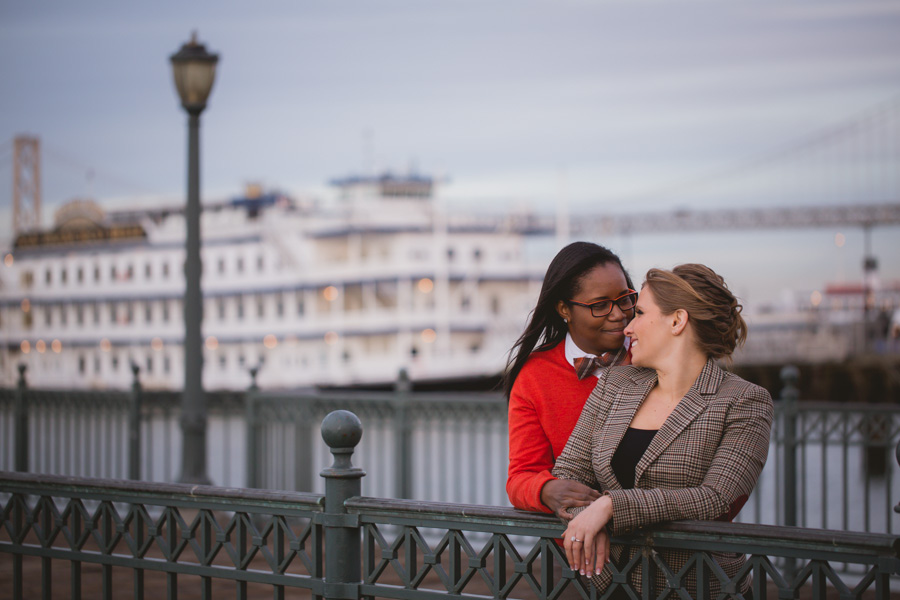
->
xmin=507 ymin=342 xmax=598 ymax=513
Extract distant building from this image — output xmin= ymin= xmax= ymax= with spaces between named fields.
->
xmin=0 ymin=174 xmax=545 ymax=390
xmin=738 ymin=280 xmax=900 ymax=364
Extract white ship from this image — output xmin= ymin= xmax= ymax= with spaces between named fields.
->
xmin=0 ymin=174 xmax=546 ymax=390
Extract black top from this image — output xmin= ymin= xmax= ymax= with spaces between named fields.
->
xmin=610 ymin=428 xmax=658 ymax=489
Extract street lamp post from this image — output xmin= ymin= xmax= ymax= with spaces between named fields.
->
xmin=170 ymin=32 xmax=218 ymax=485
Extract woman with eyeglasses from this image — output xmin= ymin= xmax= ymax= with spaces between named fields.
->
xmin=553 ymin=264 xmax=773 ymax=598
xmin=504 ymin=241 xmax=636 ymax=519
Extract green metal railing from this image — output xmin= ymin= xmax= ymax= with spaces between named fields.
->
xmin=3 ymin=366 xmax=900 ymax=532
xmin=1 ymin=410 xmax=898 ymax=600
xmin=245 ymin=371 xmax=508 ymax=504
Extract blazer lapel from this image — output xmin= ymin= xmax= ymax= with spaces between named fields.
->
xmin=598 ymin=368 xmax=658 ymax=490
xmin=633 ymin=358 xmax=725 ymax=485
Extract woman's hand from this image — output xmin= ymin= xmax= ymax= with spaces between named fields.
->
xmin=541 ymin=479 xmax=601 ymax=520
xmin=562 ymin=496 xmax=613 ymax=576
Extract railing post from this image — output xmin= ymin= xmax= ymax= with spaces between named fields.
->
xmin=129 ymin=363 xmax=142 ymax=480
xmin=320 ymin=410 xmax=364 ymax=600
xmin=14 ymin=364 xmax=28 ymax=472
xmin=895 ymin=436 xmax=900 ymax=514
xmin=779 ymin=364 xmax=799 ymax=529
xmin=780 ymin=365 xmax=799 ymax=580
xmin=394 ymin=368 xmax=412 ymax=499
xmin=245 ymin=374 xmax=259 ymax=489
xmin=295 ymin=402 xmax=313 ymax=492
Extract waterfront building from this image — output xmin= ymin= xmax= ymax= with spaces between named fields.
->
xmin=0 ymin=174 xmax=545 ymax=390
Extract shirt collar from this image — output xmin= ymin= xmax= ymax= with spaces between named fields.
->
xmin=563 ymin=333 xmax=631 ymax=369
xmin=564 ymin=333 xmax=594 ymax=367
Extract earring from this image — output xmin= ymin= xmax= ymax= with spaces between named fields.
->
xmin=563 ymin=318 xmax=568 ymax=324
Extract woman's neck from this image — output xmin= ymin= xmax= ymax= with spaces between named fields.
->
xmin=654 ymin=349 xmax=708 ymax=402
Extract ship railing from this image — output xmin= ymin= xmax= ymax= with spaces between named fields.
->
xmin=1 ymin=366 xmax=899 ymax=534
xmin=1 ymin=410 xmax=898 ymax=600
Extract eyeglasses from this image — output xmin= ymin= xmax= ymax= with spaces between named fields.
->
xmin=567 ymin=290 xmax=638 ymax=318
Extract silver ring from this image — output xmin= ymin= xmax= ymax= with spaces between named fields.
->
xmin=571 ymin=537 xmax=583 ymax=543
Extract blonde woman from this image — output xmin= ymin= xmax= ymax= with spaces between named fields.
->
xmin=553 ymin=264 xmax=773 ymax=597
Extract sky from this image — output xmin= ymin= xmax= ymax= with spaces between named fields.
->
xmin=1 ymin=0 xmax=899 ymax=306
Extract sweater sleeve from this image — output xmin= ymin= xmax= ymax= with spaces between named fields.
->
xmin=605 ymin=385 xmax=774 ymax=535
xmin=506 ymin=382 xmax=555 ymax=513
xmin=551 ymin=381 xmax=604 ymax=490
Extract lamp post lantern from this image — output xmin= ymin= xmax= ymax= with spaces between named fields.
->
xmin=170 ymin=32 xmax=218 ymax=485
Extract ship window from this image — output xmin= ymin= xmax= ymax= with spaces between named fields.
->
xmin=162 ymin=263 xmax=170 ymax=278
xmin=94 ymin=266 xmax=100 ymax=282
xmin=256 ymin=296 xmax=264 ymax=318
xmin=473 ymin=248 xmax=482 ymax=261
xmin=447 ymin=248 xmax=455 ymax=261
xmin=461 ymin=296 xmax=470 ymax=310
xmin=23 ymin=312 xmax=32 ymax=329
xmin=491 ymin=296 xmax=500 ymax=314
xmin=163 ymin=355 xmax=171 ymax=374
xmin=126 ymin=265 xmax=134 ymax=280
xmin=238 ymin=355 xmax=246 ymax=367
xmin=145 ymin=263 xmax=152 ymax=278
xmin=61 ymin=269 xmax=67 ymax=285
xmin=20 ymin=271 xmax=33 ymax=288
xmin=162 ymin=302 xmax=170 ymax=322
xmin=276 ymin=296 xmax=284 ymax=317
xmin=112 ymin=356 xmax=119 ymax=371
xmin=111 ymin=265 xmax=117 ymax=281
xmin=109 ymin=303 xmax=118 ymax=323
xmin=77 ymin=268 xmax=84 ymax=283
xmin=218 ymin=258 xmax=225 ymax=274
xmin=297 ymin=295 xmax=305 ymax=316
xmin=94 ymin=356 xmax=101 ymax=374
xmin=219 ymin=355 xmax=227 ymax=369
xmin=236 ymin=257 xmax=244 ymax=273
xmin=60 ymin=305 xmax=67 ymax=326
xmin=45 ymin=269 xmax=52 ymax=284
xmin=93 ymin=304 xmax=100 ymax=324
xmin=236 ymin=297 xmax=244 ymax=320
xmin=78 ymin=355 xmax=86 ymax=375
xmin=217 ymin=298 xmax=226 ymax=320
xmin=146 ymin=357 xmax=153 ymax=374
xmin=126 ymin=303 xmax=134 ymax=324
xmin=76 ymin=305 xmax=84 ymax=325
xmin=45 ymin=307 xmax=52 ymax=326
xmin=145 ymin=303 xmax=152 ymax=323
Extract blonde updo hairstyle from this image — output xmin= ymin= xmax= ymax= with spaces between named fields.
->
xmin=643 ymin=264 xmax=747 ymax=360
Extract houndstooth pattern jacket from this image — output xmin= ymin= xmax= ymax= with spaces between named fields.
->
xmin=552 ymin=358 xmax=774 ymax=596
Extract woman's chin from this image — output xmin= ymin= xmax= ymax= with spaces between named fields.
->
xmin=600 ymin=331 xmax=626 ymax=347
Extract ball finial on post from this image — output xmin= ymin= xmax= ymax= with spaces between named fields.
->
xmin=321 ymin=410 xmax=363 ymax=450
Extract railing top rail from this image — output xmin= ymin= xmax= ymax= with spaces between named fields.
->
xmin=774 ymin=400 xmax=900 ymax=412
xmin=0 ymin=471 xmax=324 ymax=512
xmin=249 ymin=390 xmax=506 ymax=407
xmin=346 ymin=496 xmax=900 ymax=559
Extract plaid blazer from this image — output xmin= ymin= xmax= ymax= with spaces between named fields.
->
xmin=552 ymin=358 xmax=774 ymax=596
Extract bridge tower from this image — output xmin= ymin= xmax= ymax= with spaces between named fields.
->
xmin=12 ymin=135 xmax=41 ymax=235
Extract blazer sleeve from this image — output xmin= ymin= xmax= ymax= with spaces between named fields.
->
xmin=506 ymin=386 xmax=556 ymax=513
xmin=604 ymin=384 xmax=773 ymax=535
xmin=550 ymin=381 xmax=605 ymax=491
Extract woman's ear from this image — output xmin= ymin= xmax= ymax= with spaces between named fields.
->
xmin=671 ymin=309 xmax=689 ymax=335
xmin=557 ymin=300 xmax=571 ymax=324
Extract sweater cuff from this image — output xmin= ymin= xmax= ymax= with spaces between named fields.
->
xmin=529 ymin=473 xmax=556 ymax=513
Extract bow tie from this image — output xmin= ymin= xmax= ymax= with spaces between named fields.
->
xmin=573 ymin=352 xmax=620 ymax=380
